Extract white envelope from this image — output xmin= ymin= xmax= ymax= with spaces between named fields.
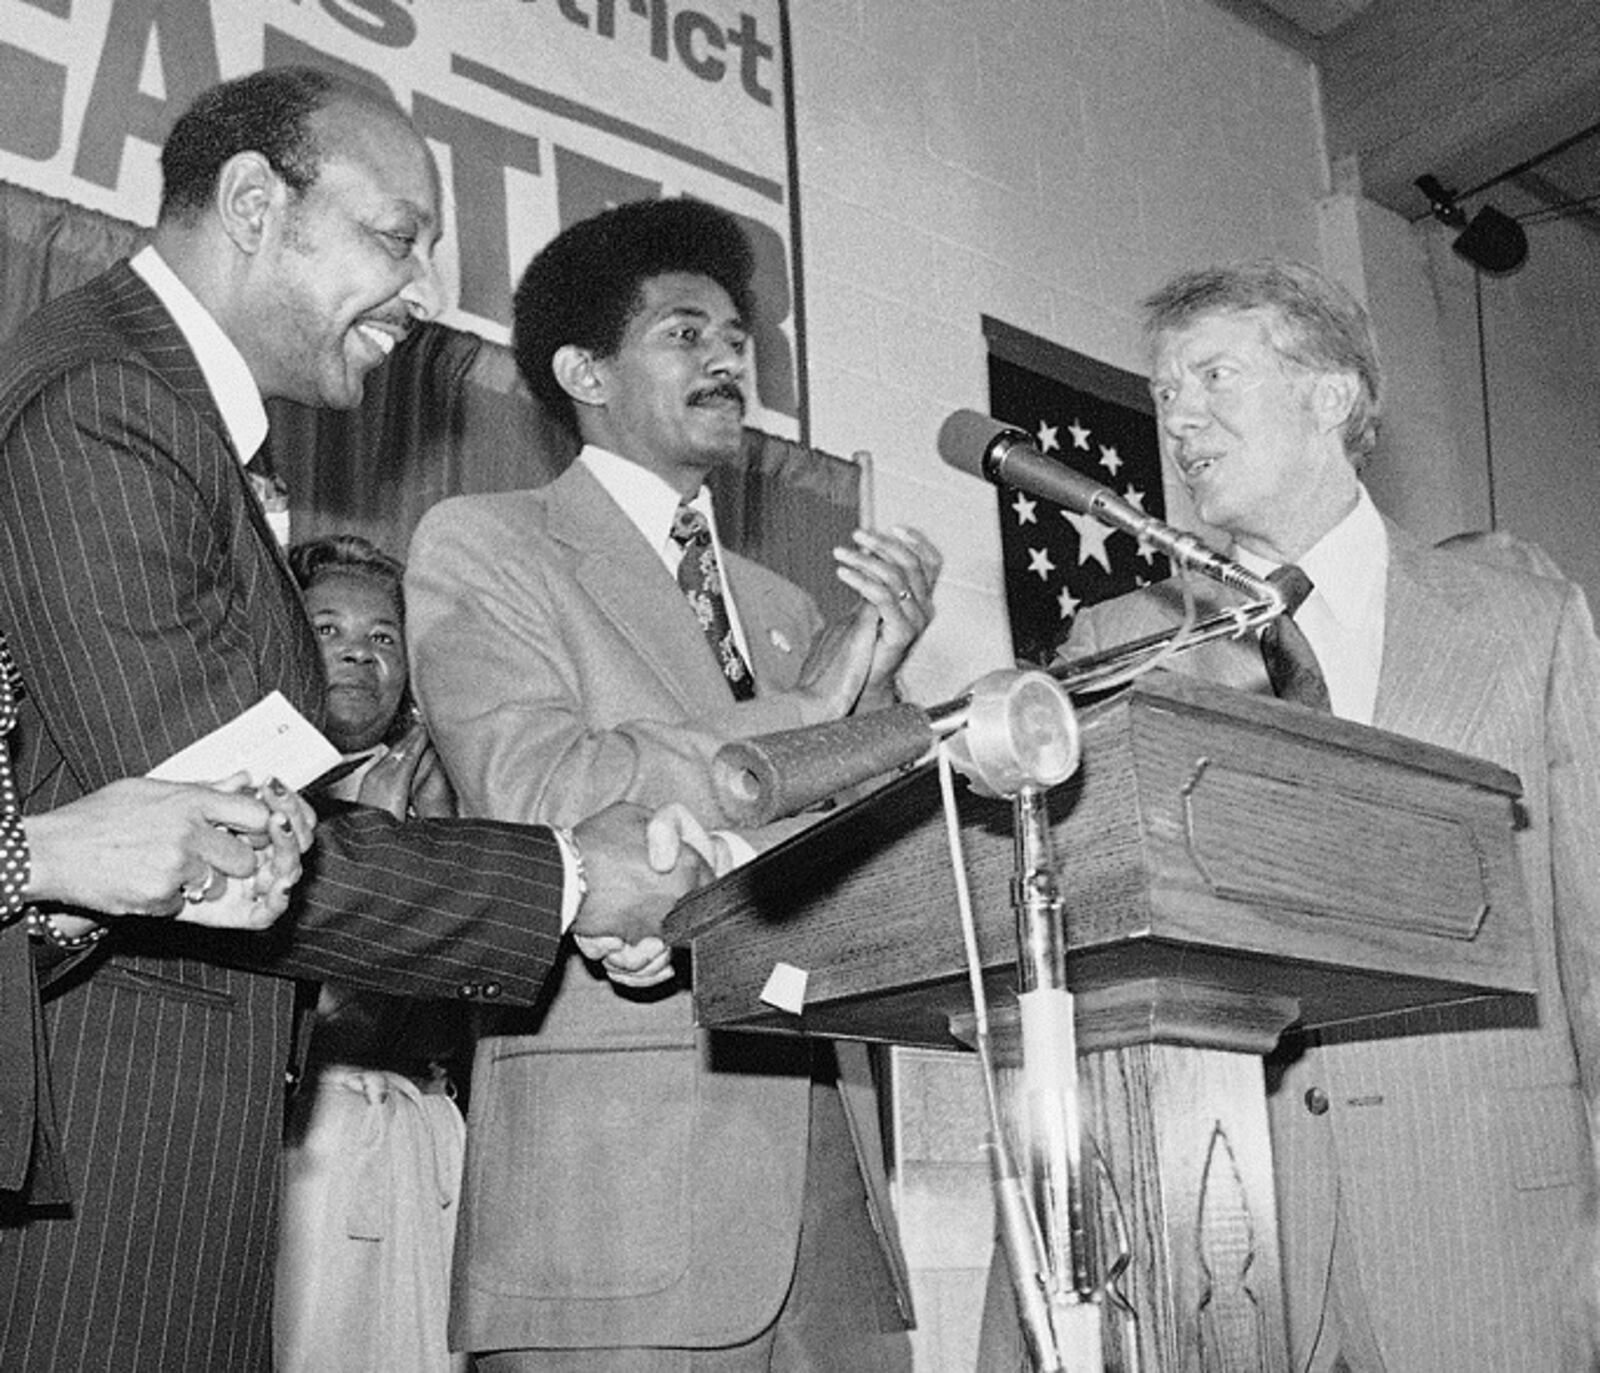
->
xmin=147 ymin=691 xmax=341 ymax=792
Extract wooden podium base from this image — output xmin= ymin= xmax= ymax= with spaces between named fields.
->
xmin=970 ymin=984 xmax=1293 ymax=1371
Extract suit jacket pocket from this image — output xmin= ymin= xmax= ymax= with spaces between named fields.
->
xmin=459 ymin=1043 xmax=693 ymax=1298
xmin=91 ymin=959 xmax=238 ymax=1011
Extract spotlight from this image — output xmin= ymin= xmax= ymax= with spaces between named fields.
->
xmin=1414 ymin=175 xmax=1528 ymax=275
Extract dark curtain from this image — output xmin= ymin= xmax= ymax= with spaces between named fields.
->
xmin=0 ymin=178 xmax=860 ymax=619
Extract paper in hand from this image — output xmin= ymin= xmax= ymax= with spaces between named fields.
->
xmin=148 ymin=691 xmax=341 ymax=791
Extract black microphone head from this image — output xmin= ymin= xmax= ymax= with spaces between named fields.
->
xmin=937 ymin=409 xmax=1016 ymax=480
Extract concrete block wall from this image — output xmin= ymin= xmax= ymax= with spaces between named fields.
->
xmin=781 ymin=2 xmax=1330 ymax=1366
xmin=788 ymin=0 xmax=1328 ymax=707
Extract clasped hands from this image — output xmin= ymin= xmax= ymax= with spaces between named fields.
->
xmin=568 ymin=801 xmax=736 ymax=990
xmin=23 ymin=771 xmax=315 ymax=934
xmin=797 ymin=524 xmax=942 ymax=722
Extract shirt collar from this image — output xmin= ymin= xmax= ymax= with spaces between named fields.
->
xmin=130 ymin=245 xmax=269 ymax=466
xmin=577 ymin=444 xmax=716 ymax=553
xmin=1235 ymin=484 xmax=1387 ymax=625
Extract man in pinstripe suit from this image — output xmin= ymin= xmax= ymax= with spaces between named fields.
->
xmin=0 ymin=67 xmax=701 ymax=1372
xmin=984 ymin=260 xmax=1600 ymax=1371
xmin=0 ymin=628 xmax=309 ymax=1217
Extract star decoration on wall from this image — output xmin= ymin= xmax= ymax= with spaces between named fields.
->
xmin=988 ymin=349 xmax=1172 ymax=662
xmin=1063 ymin=509 xmax=1114 ymax=573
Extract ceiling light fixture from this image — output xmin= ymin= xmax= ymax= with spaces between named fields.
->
xmin=1414 ymin=174 xmax=1529 ymax=275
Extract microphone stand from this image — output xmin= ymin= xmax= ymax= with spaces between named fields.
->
xmin=989 ymin=781 xmax=1104 ymax=1373
xmin=938 ymin=677 xmax=1105 ymax=1370
xmin=709 ymin=671 xmax=1124 ymax=1366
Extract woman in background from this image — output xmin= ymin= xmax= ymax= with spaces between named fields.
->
xmin=275 ymin=534 xmax=471 ymax=1373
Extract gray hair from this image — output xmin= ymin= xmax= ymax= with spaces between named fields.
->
xmin=1141 ymin=260 xmax=1382 ymax=461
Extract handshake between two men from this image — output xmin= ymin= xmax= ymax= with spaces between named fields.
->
xmin=27 ymin=777 xmax=717 ymax=983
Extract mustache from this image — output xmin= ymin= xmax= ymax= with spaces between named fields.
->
xmin=688 ymin=381 xmax=746 ymax=413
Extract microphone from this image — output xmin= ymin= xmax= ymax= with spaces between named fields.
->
xmin=713 ymin=703 xmax=939 ymax=827
xmin=712 ymin=670 xmax=1080 ymax=826
xmin=937 ymin=408 xmax=1278 ymax=605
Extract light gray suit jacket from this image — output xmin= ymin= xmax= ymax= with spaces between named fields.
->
xmin=406 ymin=460 xmax=912 ymax=1350
xmin=1067 ymin=517 xmax=1600 ymax=1371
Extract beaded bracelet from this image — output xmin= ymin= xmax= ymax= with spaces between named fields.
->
xmin=0 ymin=809 xmax=28 ymax=925
xmin=25 ymin=906 xmax=109 ymax=951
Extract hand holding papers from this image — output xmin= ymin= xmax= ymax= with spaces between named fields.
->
xmin=147 ymin=690 xmax=342 ymax=791
xmin=137 ymin=692 xmax=331 ymax=929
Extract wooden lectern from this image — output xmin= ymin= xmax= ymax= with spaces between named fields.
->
xmin=664 ymin=673 xmax=1533 ymax=1371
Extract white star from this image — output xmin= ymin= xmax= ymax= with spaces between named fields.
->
xmin=1063 ymin=509 xmax=1113 ymax=573
xmin=1027 ymin=546 xmax=1056 ymax=581
xmin=1056 ymin=584 xmax=1081 ymax=619
xmin=1036 ymin=422 xmax=1059 ymax=453
xmin=1068 ymin=419 xmax=1091 ymax=450
xmin=1012 ymin=492 xmax=1038 ymax=525
xmin=1136 ymin=537 xmax=1159 ymax=565
xmin=1099 ymin=444 xmax=1122 ymax=475
xmin=1122 ymin=485 xmax=1147 ymax=511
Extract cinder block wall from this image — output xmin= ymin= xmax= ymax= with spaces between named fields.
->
xmin=789 ymin=0 xmax=1328 ymax=710
xmin=782 ymin=3 xmax=1329 ymax=1366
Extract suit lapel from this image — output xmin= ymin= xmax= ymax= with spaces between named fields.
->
xmin=547 ymin=464 xmax=740 ymax=710
xmin=103 ymin=264 xmax=318 ymax=719
xmin=723 ymin=557 xmax=808 ymax=692
xmin=103 ymin=266 xmax=305 ymax=610
xmin=1373 ymin=522 xmax=1498 ymax=751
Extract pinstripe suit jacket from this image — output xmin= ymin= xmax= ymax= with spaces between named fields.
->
xmin=0 ymin=653 xmax=69 ymax=1212
xmin=0 ymin=263 xmax=573 ymax=1373
xmin=406 ymin=465 xmax=913 ymax=1350
xmin=1067 ymin=516 xmax=1600 ymax=1371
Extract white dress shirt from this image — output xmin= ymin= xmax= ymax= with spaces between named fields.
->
xmin=129 ymin=245 xmax=269 ymax=465
xmin=1236 ymin=484 xmax=1389 ymax=725
xmin=129 ymin=247 xmax=290 ymax=546
xmin=578 ymin=444 xmax=755 ymax=668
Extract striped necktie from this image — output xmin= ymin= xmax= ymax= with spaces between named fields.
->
xmin=670 ymin=502 xmax=755 ymax=701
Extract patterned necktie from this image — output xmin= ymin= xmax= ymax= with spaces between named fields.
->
xmin=670 ymin=502 xmax=755 ymax=701
xmin=1260 ymin=564 xmax=1331 ymax=711
xmin=246 ymin=440 xmax=291 ymax=548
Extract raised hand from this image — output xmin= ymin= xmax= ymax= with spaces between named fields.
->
xmin=831 ymin=524 xmax=942 ymax=709
xmin=353 ymin=723 xmax=455 ymax=819
xmin=790 ymin=525 xmax=944 ymax=724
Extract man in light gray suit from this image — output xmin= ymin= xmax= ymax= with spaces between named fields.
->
xmin=406 ymin=196 xmax=942 ymax=1369
xmin=986 ymin=259 xmax=1600 ymax=1371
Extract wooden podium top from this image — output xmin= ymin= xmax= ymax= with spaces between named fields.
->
xmin=666 ymin=673 xmax=1534 ymax=1053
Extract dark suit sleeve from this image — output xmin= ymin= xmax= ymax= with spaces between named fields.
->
xmin=245 ymin=805 xmax=567 ymax=1003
